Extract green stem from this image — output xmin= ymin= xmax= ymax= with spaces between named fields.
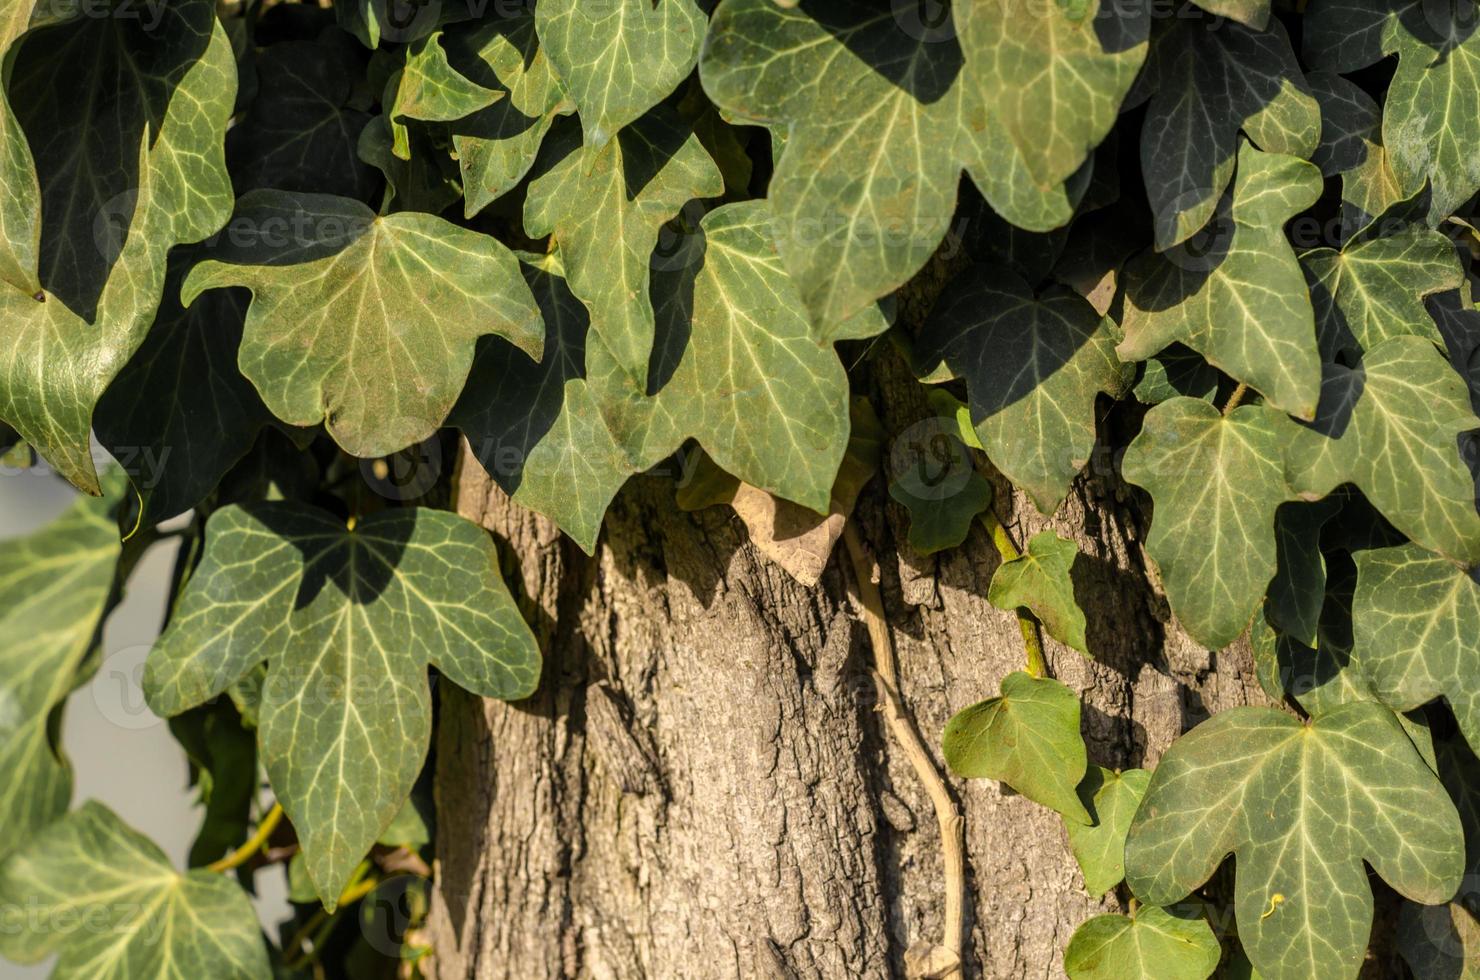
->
xmin=281 ymin=872 xmax=380 ymax=970
xmin=208 ymin=803 xmax=283 ymax=874
xmin=977 ymin=503 xmax=1048 ymax=679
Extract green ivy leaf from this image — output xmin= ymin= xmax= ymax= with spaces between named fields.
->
xmin=1122 ymin=398 xmax=1296 ymax=650
xmin=391 ymin=31 xmax=500 ymax=139
xmin=1063 ymin=905 xmax=1220 ymax=980
xmin=1066 ymin=766 xmax=1151 ymax=897
xmin=918 ymin=266 xmax=1130 ymax=514
xmin=0 ymin=0 xmax=235 ymax=493
xmin=1398 ymin=900 xmax=1480 ymax=980
xmin=524 ymin=110 xmax=722 ymax=394
xmin=1306 ymin=0 xmax=1480 ymax=222
xmin=425 ymin=13 xmax=574 ymax=217
xmin=1307 ymin=71 xmax=1379 ymax=178
xmin=1283 ymin=335 xmax=1480 ymax=564
xmin=452 ymin=251 xmax=635 ymax=554
xmin=0 ymin=478 xmax=122 ymax=857
xmin=356 ymin=114 xmax=463 ymax=215
xmin=635 ymin=200 xmax=861 ymax=513
xmin=943 ymin=671 xmax=1092 ymax=824
xmin=700 ymin=0 xmax=1084 ymax=328
xmin=1132 ymin=345 xmax=1220 ymax=406
xmin=957 ymin=0 xmax=1147 ymax=188
xmin=887 ymin=434 xmax=992 ymax=555
xmin=95 ymin=257 xmax=270 ymax=525
xmin=1353 ymin=543 xmax=1480 ymax=753
xmin=180 ymin=190 xmax=543 ymax=459
xmin=1120 ymin=144 xmax=1324 ymax=420
xmin=989 ymin=531 xmax=1089 ymax=655
xmin=536 ymin=0 xmax=705 ymax=148
xmin=0 ymin=802 xmax=272 ymax=979
xmin=143 ymin=503 xmax=540 ymax=905
xmin=1300 ymin=229 xmax=1463 ymax=361
xmin=1138 ymin=17 xmax=1318 ymax=251
xmin=1125 ymin=702 xmax=1464 ymax=980
xmin=226 ymin=35 xmax=379 ymax=201
xmin=1264 ymin=500 xmax=1339 ymax=648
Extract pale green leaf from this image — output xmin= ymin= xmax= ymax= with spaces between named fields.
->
xmin=918 ymin=266 xmax=1130 ymax=514
xmin=943 ymin=671 xmax=1092 ymax=824
xmin=1283 ymin=335 xmax=1480 ymax=564
xmin=180 ymin=190 xmax=543 ymax=459
xmin=701 ymin=0 xmax=1086 ymax=328
xmin=536 ymin=0 xmax=704 ymax=148
xmin=1306 ymin=0 xmax=1480 ymax=221
xmin=1139 ymin=17 xmax=1318 ymax=251
xmin=452 ymin=251 xmax=635 ymax=554
xmin=1301 ymin=229 xmax=1463 ymax=360
xmin=0 ymin=478 xmax=121 ymax=857
xmin=1066 ymin=767 xmax=1151 ymax=897
xmin=989 ymin=531 xmax=1088 ymax=655
xmin=392 ymin=30 xmax=500 ymax=130
xmin=0 ymin=802 xmax=271 ymax=979
xmin=524 ymin=110 xmax=722 ymax=394
xmin=433 ymin=13 xmax=574 ymax=217
xmin=1352 ymin=543 xmax=1480 ymax=753
xmin=1064 ymin=905 xmax=1220 ymax=980
xmin=0 ymin=0 xmax=235 ymax=493
xmin=1120 ymin=144 xmax=1324 ymax=419
xmin=1125 ymin=702 xmax=1464 ymax=980
xmin=143 ymin=503 xmax=540 ymax=905
xmin=1122 ymin=398 xmax=1296 ymax=649
xmin=957 ymin=0 xmax=1147 ymax=188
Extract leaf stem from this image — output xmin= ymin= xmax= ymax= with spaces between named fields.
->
xmin=208 ymin=803 xmax=284 ymax=874
xmin=1222 ymin=381 xmax=1250 ymax=415
xmin=975 ymin=483 xmax=1048 ymax=679
xmin=842 ymin=524 xmax=965 ymax=978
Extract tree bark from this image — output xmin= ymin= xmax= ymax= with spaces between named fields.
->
xmin=424 ymin=381 xmax=1272 ymax=978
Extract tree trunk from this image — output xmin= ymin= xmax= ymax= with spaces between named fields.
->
xmin=424 ymin=363 xmax=1272 ymax=979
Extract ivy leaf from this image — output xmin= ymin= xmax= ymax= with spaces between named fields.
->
xmin=1307 ymin=71 xmax=1379 ymax=178
xmin=700 ymin=0 xmax=1084 ymax=328
xmin=452 ymin=251 xmax=635 ymax=554
xmin=1122 ymin=398 xmax=1296 ymax=650
xmin=943 ymin=671 xmax=1092 ymax=824
xmin=143 ymin=503 xmax=540 ymax=905
xmin=1265 ymin=500 xmax=1339 ymax=648
xmin=989 ymin=531 xmax=1089 ymax=655
xmin=180 ymin=190 xmax=543 ymax=459
xmin=335 ymin=0 xmax=452 ymax=49
xmin=536 ymin=0 xmax=705 ymax=148
xmin=635 ymin=200 xmax=860 ymax=513
xmin=391 ymin=31 xmax=500 ymax=138
xmin=1398 ymin=900 xmax=1480 ymax=980
xmin=918 ymin=266 xmax=1130 ymax=514
xmin=1124 ymin=702 xmax=1464 ymax=980
xmin=0 ymin=478 xmax=122 ymax=857
xmin=0 ymin=0 xmax=235 ymax=493
xmin=1132 ymin=345 xmax=1220 ymax=406
xmin=428 ymin=13 xmax=574 ymax=217
xmin=1066 ymin=767 xmax=1151 ymax=897
xmin=887 ymin=432 xmax=992 ymax=555
xmin=356 ymin=114 xmax=463 ymax=215
xmin=1063 ymin=905 xmax=1221 ymax=980
xmin=0 ymin=802 xmax=271 ymax=979
xmin=1353 ymin=543 xmax=1480 ymax=754
xmin=1283 ymin=335 xmax=1480 ymax=564
xmin=226 ymin=35 xmax=379 ymax=201
xmin=95 ymin=256 xmax=270 ymax=525
xmin=1307 ymin=0 xmax=1480 ymax=222
xmin=1300 ymin=229 xmax=1463 ymax=361
xmin=1138 ymin=17 xmax=1318 ymax=251
xmin=957 ymin=0 xmax=1147 ymax=188
xmin=524 ymin=110 xmax=722 ymax=394
xmin=1120 ymin=144 xmax=1324 ymax=420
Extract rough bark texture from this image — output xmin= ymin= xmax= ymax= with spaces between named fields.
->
xmin=424 ymin=381 xmax=1273 ymax=978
